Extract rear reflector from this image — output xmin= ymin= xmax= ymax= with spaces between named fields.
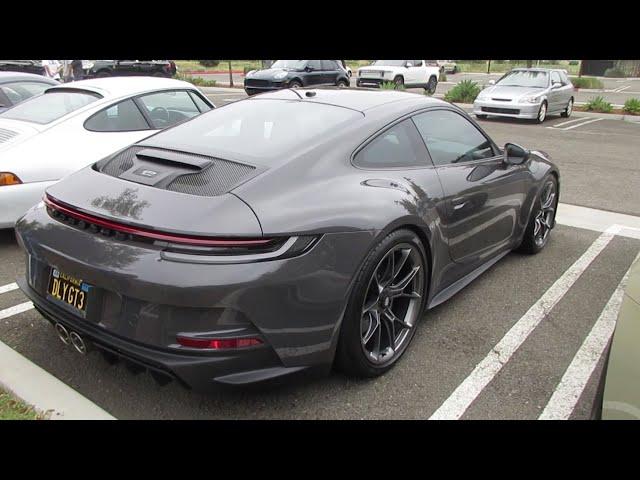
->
xmin=44 ymin=194 xmax=274 ymax=248
xmin=0 ymin=172 xmax=22 ymax=186
xmin=176 ymin=336 xmax=263 ymax=350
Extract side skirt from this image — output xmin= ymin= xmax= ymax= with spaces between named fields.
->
xmin=427 ymin=250 xmax=510 ymax=309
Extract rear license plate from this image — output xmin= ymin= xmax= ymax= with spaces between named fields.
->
xmin=47 ymin=268 xmax=91 ymax=317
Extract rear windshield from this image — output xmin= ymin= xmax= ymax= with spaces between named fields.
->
xmin=2 ymin=89 xmax=101 ymax=124
xmin=151 ymin=99 xmax=362 ymax=162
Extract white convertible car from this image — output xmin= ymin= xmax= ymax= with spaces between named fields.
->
xmin=0 ymin=77 xmax=214 ymax=228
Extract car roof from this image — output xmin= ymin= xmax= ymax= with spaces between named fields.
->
xmin=44 ymin=76 xmax=196 ymax=99
xmin=0 ymin=71 xmax=58 ymax=84
xmin=249 ymin=87 xmax=444 ymax=113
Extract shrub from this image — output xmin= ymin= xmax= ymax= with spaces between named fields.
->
xmin=604 ymin=67 xmax=625 ymax=78
xmin=443 ymin=80 xmax=481 ymax=103
xmin=568 ymin=60 xmax=579 ymax=66
xmin=439 ymin=71 xmax=447 ymax=82
xmin=198 ymin=60 xmax=220 ymax=68
xmin=174 ymin=73 xmax=217 ymax=87
xmin=570 ymin=76 xmax=604 ymax=89
xmin=623 ymin=98 xmax=640 ymax=115
xmin=243 ymin=66 xmax=255 ymax=75
xmin=584 ymin=96 xmax=613 ymax=113
xmin=380 ymin=81 xmax=403 ymax=90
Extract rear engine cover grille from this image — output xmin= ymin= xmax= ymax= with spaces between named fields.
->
xmin=0 ymin=127 xmax=18 ymax=143
xmin=98 ymin=146 xmax=256 ymax=197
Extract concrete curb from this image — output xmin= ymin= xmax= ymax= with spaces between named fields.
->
xmin=0 ymin=339 xmax=115 ymax=420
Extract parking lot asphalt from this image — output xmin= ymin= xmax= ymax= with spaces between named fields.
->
xmin=0 ymin=87 xmax=638 ymax=420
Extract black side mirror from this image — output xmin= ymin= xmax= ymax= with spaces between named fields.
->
xmin=504 ymin=143 xmax=530 ymax=165
xmin=305 ymin=65 xmax=314 ymax=72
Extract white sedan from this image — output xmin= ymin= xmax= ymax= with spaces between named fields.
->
xmin=0 ymin=77 xmax=214 ymax=228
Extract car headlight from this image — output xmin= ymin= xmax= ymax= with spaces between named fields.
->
xmin=274 ymin=71 xmax=288 ymax=80
xmin=521 ymin=96 xmax=542 ymax=104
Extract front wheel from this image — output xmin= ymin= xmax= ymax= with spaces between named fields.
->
xmin=336 ymin=229 xmax=427 ymax=377
xmin=561 ymin=98 xmax=573 ymax=118
xmin=288 ymin=80 xmax=302 ymax=89
xmin=518 ymin=175 xmax=558 ymax=254
xmin=336 ymin=79 xmax=349 ymax=88
xmin=535 ymin=101 xmax=548 ymax=123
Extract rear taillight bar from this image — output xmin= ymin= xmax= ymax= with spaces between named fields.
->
xmin=44 ymin=194 xmax=274 ymax=248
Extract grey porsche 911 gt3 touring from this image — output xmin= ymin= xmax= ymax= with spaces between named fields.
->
xmin=15 ymin=87 xmax=559 ymax=390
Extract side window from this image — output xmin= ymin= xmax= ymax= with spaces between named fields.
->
xmin=188 ymin=91 xmax=213 ymax=113
xmin=354 ymin=119 xmax=429 ymax=169
xmin=321 ymin=60 xmax=337 ymax=71
xmin=412 ymin=110 xmax=495 ymax=166
xmin=137 ymin=90 xmax=201 ymax=129
xmin=307 ymin=60 xmax=322 ymax=71
xmin=412 ymin=60 xmax=423 ymax=67
xmin=551 ymin=71 xmax=562 ymax=85
xmin=561 ymin=71 xmax=570 ymax=85
xmin=0 ymin=81 xmax=50 ymax=104
xmin=84 ymin=99 xmax=149 ymax=132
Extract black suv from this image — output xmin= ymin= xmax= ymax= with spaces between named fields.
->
xmin=244 ymin=60 xmax=350 ymax=96
xmin=84 ymin=60 xmax=177 ymax=78
xmin=0 ymin=60 xmax=46 ymax=76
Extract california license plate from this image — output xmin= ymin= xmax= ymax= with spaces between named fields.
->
xmin=47 ymin=268 xmax=90 ymax=317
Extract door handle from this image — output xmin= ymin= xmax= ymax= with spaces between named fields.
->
xmin=452 ymin=200 xmax=469 ymax=210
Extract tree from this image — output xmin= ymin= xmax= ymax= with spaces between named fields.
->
xmin=228 ymin=61 xmax=233 ymax=88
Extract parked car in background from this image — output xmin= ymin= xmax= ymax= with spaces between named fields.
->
xmin=337 ymin=60 xmax=352 ymax=77
xmin=0 ymin=60 xmax=47 ymax=76
xmin=84 ymin=60 xmax=177 ymax=79
xmin=438 ymin=60 xmax=458 ymax=74
xmin=473 ymin=68 xmax=574 ymax=123
xmin=592 ymin=256 xmax=640 ymax=420
xmin=357 ymin=60 xmax=440 ymax=93
xmin=14 ymin=88 xmax=559 ymax=390
xmin=0 ymin=77 xmax=213 ymax=228
xmin=0 ymin=72 xmax=59 ymax=113
xmin=244 ymin=60 xmax=350 ymax=96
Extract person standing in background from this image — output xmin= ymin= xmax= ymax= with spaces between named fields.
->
xmin=42 ymin=60 xmax=61 ymax=80
xmin=60 ymin=60 xmax=73 ymax=82
xmin=71 ymin=60 xmax=84 ymax=81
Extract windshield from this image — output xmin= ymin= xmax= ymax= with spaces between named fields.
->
xmin=151 ymin=99 xmax=362 ymax=162
xmin=270 ymin=60 xmax=306 ymax=70
xmin=496 ymin=70 xmax=549 ymax=88
xmin=2 ymin=89 xmax=101 ymax=124
xmin=372 ymin=60 xmax=407 ymax=67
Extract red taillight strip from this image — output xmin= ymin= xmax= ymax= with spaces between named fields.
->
xmin=176 ymin=336 xmax=263 ymax=350
xmin=44 ymin=194 xmax=273 ymax=247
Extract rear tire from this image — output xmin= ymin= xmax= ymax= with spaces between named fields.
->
xmin=561 ymin=98 xmax=573 ymax=118
xmin=336 ymin=79 xmax=348 ymax=88
xmin=425 ymin=76 xmax=438 ymax=94
xmin=289 ymin=80 xmax=302 ymax=89
xmin=393 ymin=76 xmax=404 ymax=89
xmin=336 ymin=229 xmax=428 ymax=377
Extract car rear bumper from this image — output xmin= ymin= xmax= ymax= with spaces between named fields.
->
xmin=15 ymin=203 xmax=375 ymax=389
xmin=0 ymin=181 xmax=56 ymax=229
xmin=473 ymin=100 xmax=541 ymax=119
xmin=19 ymin=277 xmax=309 ymax=390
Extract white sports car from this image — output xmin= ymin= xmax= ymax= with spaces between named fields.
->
xmin=0 ymin=77 xmax=213 ymax=228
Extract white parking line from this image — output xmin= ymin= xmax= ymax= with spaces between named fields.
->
xmin=539 ymin=252 xmax=640 ymax=420
xmin=0 ymin=283 xmax=19 ymax=295
xmin=560 ymin=118 xmax=603 ymax=131
xmin=0 ymin=302 xmax=34 ymax=320
xmin=613 ymin=86 xmax=630 ymax=93
xmin=552 ymin=117 xmax=591 ymax=128
xmin=429 ymin=226 xmax=620 ymax=420
xmin=556 ymin=204 xmax=640 ymax=240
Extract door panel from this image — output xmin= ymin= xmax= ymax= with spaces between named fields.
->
xmin=412 ymin=109 xmax=530 ymax=265
xmin=304 ymin=60 xmax=324 ymax=86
